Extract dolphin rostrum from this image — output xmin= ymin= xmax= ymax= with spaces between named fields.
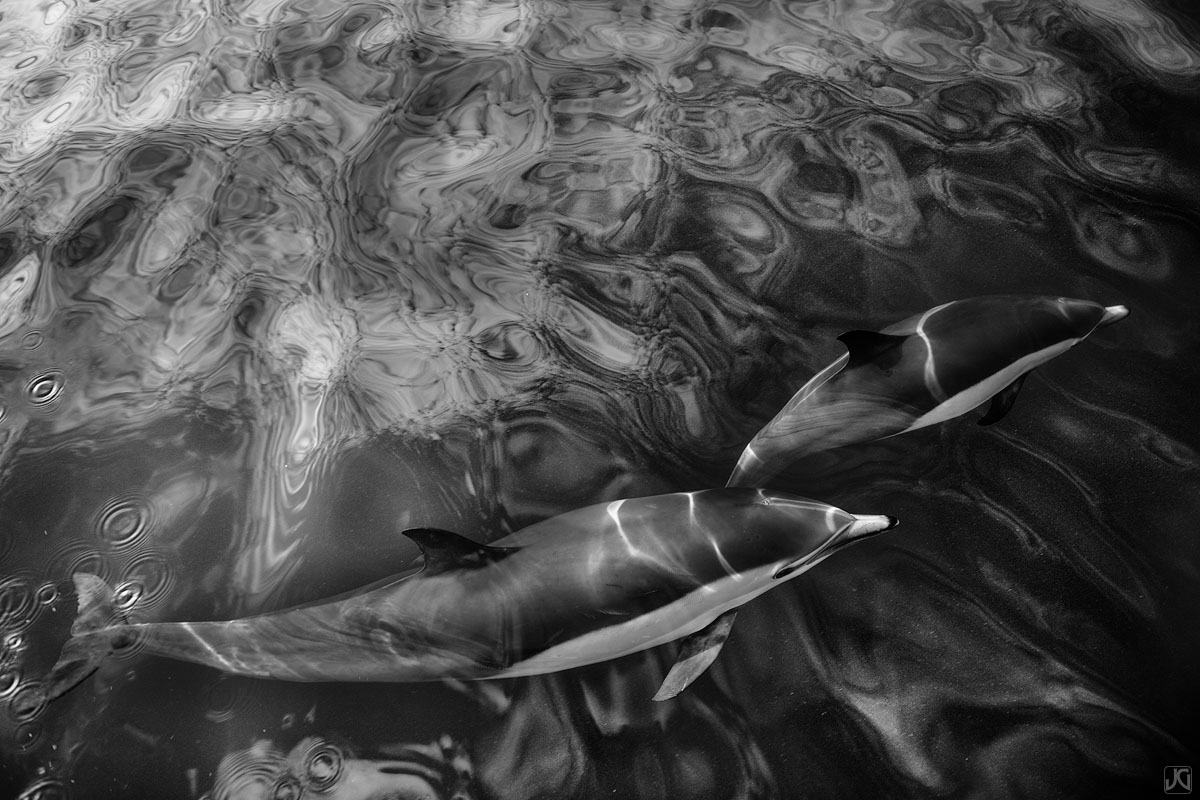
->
xmin=727 ymin=295 xmax=1129 ymax=488
xmin=45 ymin=489 xmax=897 ymax=703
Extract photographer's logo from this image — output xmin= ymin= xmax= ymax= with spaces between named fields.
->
xmin=1165 ymin=766 xmax=1192 ymax=795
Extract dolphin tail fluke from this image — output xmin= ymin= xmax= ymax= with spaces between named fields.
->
xmin=70 ymin=573 xmax=118 ymax=635
xmin=46 ymin=574 xmax=125 ymax=702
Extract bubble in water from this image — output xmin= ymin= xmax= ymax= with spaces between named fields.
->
xmin=20 ymin=331 xmax=43 ymax=349
xmin=112 ymin=581 xmax=142 ymax=610
xmin=0 ymin=667 xmax=20 ymax=698
xmin=94 ymin=494 xmax=153 ymax=550
xmin=35 ymin=583 xmax=58 ymax=605
xmin=302 ymin=741 xmax=342 ymax=790
xmin=272 ymin=777 xmax=301 ymax=800
xmin=14 ymin=721 xmax=44 ymax=752
xmin=25 ymin=370 xmax=64 ymax=408
xmin=0 ymin=577 xmax=38 ymax=635
xmin=8 ymin=682 xmax=47 ymax=722
xmin=120 ymin=552 xmax=174 ymax=610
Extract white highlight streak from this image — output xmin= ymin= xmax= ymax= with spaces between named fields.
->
xmin=824 ymin=505 xmax=839 ymax=533
xmin=183 ymin=623 xmax=235 ymax=672
xmin=914 ymin=305 xmax=949 ymax=403
xmin=711 ymin=538 xmax=739 ymax=581
xmin=607 ymin=499 xmax=644 ymax=560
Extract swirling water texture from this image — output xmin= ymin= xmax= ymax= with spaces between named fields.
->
xmin=0 ymin=0 xmax=1197 ymax=798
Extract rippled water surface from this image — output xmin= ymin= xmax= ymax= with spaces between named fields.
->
xmin=1 ymin=0 xmax=1199 ymax=797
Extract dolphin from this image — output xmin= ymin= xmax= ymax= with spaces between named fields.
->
xmin=45 ymin=489 xmax=897 ymax=703
xmin=649 ymin=297 xmax=1129 ymax=692
xmin=727 ymin=295 xmax=1129 ymax=488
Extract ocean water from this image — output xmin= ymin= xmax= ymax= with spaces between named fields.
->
xmin=0 ymin=0 xmax=1198 ymax=797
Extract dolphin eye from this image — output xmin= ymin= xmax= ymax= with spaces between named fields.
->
xmin=305 ymin=743 xmax=343 ymax=791
xmin=773 ymin=563 xmax=800 ymax=580
xmin=272 ymin=776 xmax=302 ymax=800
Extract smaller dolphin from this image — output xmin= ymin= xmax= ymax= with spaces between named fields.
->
xmin=727 ymin=295 xmax=1129 ymax=488
xmin=45 ymin=489 xmax=897 ymax=703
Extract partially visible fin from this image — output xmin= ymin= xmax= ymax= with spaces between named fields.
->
xmin=440 ymin=678 xmax=512 ymax=715
xmin=46 ymin=636 xmax=103 ymax=702
xmin=653 ymin=609 xmax=738 ymax=701
xmin=978 ymin=373 xmax=1027 ymax=426
xmin=47 ymin=574 xmax=127 ymax=702
xmin=402 ymin=528 xmax=519 ymax=576
xmin=836 ymin=330 xmax=908 ymax=371
xmin=71 ymin=573 xmax=118 ymax=635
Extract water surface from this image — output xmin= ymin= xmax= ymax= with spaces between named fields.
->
xmin=0 ymin=0 xmax=1198 ymax=797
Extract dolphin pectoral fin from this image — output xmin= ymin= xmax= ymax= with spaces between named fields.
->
xmin=653 ymin=609 xmax=738 ymax=702
xmin=402 ymin=528 xmax=520 ymax=576
xmin=836 ymin=330 xmax=908 ymax=370
xmin=978 ymin=373 xmax=1027 ymax=426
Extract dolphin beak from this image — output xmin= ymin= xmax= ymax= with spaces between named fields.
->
xmin=774 ymin=513 xmax=898 ymax=580
xmin=843 ymin=514 xmax=899 ymax=540
xmin=1100 ymin=305 xmax=1130 ymax=327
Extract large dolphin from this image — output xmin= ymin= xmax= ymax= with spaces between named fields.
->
xmin=727 ymin=295 xmax=1129 ymax=488
xmin=46 ymin=489 xmax=896 ymax=703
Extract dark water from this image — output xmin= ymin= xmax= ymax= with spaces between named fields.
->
xmin=1 ymin=0 xmax=1198 ymax=797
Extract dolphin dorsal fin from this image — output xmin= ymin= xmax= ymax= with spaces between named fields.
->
xmin=836 ymin=330 xmax=909 ymax=370
xmin=402 ymin=528 xmax=518 ymax=575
